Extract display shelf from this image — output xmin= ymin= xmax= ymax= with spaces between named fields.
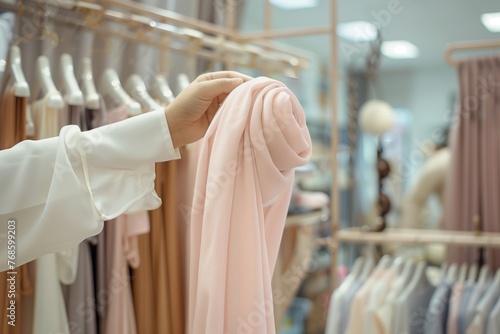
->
xmin=333 ymin=228 xmax=500 ymax=248
xmin=285 ymin=208 xmax=329 ymax=227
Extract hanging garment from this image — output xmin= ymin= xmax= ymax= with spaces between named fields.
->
xmin=103 ymin=212 xmax=148 ymax=334
xmin=467 ymin=278 xmax=500 ymax=334
xmin=457 ymin=282 xmax=474 ymax=334
xmin=345 ymin=266 xmax=387 ymax=334
xmin=0 ymin=106 xmax=180 ymax=271
xmin=447 ymin=282 xmax=466 ymax=334
xmin=31 ymin=96 xmax=80 ymax=334
xmin=0 ymin=84 xmax=33 ymax=334
xmin=425 ymin=281 xmax=453 ymax=334
xmin=61 ymin=100 xmax=107 ymax=334
xmin=486 ymin=298 xmax=500 ymax=334
xmin=187 ymin=77 xmax=311 ymax=334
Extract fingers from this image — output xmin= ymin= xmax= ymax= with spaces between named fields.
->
xmin=198 ymin=77 xmax=245 ymax=98
xmin=196 ymin=71 xmax=253 ymax=83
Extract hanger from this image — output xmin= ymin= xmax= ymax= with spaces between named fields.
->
xmin=390 ymin=256 xmax=404 ymax=274
xmin=360 ymin=257 xmax=375 ymax=280
xmin=9 ymin=46 xmax=30 ymax=97
xmin=60 ymin=54 xmax=84 ymax=106
xmin=467 ymin=264 xmax=478 ymax=284
xmin=398 ymin=258 xmax=415 ymax=287
xmin=36 ymin=56 xmax=64 ymax=109
xmin=494 ymin=268 xmax=500 ymax=286
xmin=125 ymin=74 xmax=163 ymax=112
xmin=177 ymin=73 xmax=190 ymax=93
xmin=457 ymin=263 xmax=468 ymax=284
xmin=478 ymin=265 xmax=490 ymax=285
xmin=149 ymin=74 xmax=175 ymax=105
xmin=99 ymin=68 xmax=141 ymax=116
xmin=350 ymin=257 xmax=365 ymax=280
xmin=377 ymin=254 xmax=393 ymax=270
xmin=80 ymin=58 xmax=100 ymax=110
xmin=446 ymin=263 xmax=458 ymax=283
xmin=408 ymin=261 xmax=430 ymax=291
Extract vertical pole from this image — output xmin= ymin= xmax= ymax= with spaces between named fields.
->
xmin=329 ymin=0 xmax=339 ymax=290
xmin=225 ymin=0 xmax=235 ymax=70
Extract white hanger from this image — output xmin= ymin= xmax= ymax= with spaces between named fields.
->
xmin=398 ymin=258 xmax=415 ymax=287
xmin=149 ymin=74 xmax=175 ymax=104
xmin=403 ymin=261 xmax=430 ymax=295
xmin=361 ymin=257 xmax=375 ymax=280
xmin=80 ymin=58 xmax=100 ymax=110
xmin=9 ymin=46 xmax=30 ymax=97
xmin=458 ymin=263 xmax=468 ymax=284
xmin=446 ymin=263 xmax=458 ymax=283
xmin=467 ymin=263 xmax=478 ymax=284
xmin=494 ymin=268 xmax=500 ymax=286
xmin=60 ymin=54 xmax=84 ymax=106
xmin=177 ymin=73 xmax=190 ymax=93
xmin=350 ymin=257 xmax=365 ymax=280
xmin=478 ymin=265 xmax=490 ymax=285
xmin=36 ymin=56 xmax=64 ymax=109
xmin=377 ymin=255 xmax=393 ymax=270
xmin=99 ymin=69 xmax=141 ymax=116
xmin=125 ymin=74 xmax=163 ymax=112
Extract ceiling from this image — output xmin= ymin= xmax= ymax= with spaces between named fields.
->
xmin=240 ymin=0 xmax=500 ymax=71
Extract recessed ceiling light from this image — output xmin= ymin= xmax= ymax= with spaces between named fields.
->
xmin=381 ymin=40 xmax=419 ymax=59
xmin=481 ymin=12 xmax=500 ymax=32
xmin=337 ymin=21 xmax=378 ymax=42
xmin=269 ymin=0 xmax=317 ymax=10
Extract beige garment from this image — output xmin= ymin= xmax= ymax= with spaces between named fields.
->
xmin=345 ymin=267 xmax=386 ymax=334
xmin=133 ymin=159 xmax=186 ymax=334
xmin=0 ymin=85 xmax=33 ymax=334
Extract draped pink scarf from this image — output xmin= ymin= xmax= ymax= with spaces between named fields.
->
xmin=188 ymin=77 xmax=312 ymax=334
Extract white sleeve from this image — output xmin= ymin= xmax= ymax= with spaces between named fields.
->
xmin=0 ymin=109 xmax=180 ymax=271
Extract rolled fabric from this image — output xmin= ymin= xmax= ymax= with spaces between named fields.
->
xmin=188 ymin=77 xmax=312 ymax=334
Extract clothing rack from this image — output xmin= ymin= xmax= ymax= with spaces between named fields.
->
xmin=0 ymin=0 xmax=312 ymax=75
xmin=444 ymin=39 xmax=500 ymax=65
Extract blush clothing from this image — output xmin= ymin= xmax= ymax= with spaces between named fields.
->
xmin=187 ymin=77 xmax=311 ymax=334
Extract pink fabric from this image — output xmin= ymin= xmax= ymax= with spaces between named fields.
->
xmin=447 ymin=283 xmax=465 ymax=334
xmin=188 ymin=77 xmax=312 ymax=334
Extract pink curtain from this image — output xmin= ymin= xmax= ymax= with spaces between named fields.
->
xmin=444 ymin=56 xmax=500 ymax=268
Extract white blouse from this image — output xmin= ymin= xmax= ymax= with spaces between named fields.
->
xmin=0 ymin=110 xmax=180 ymax=272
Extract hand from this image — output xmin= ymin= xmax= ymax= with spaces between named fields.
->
xmin=165 ymin=71 xmax=252 ymax=148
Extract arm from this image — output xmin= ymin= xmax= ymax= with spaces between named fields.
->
xmin=0 ymin=71 xmax=251 ymax=271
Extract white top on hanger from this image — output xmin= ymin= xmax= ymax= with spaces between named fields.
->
xmin=36 ymin=56 xmax=64 ymax=109
xmin=149 ymin=74 xmax=175 ymax=105
xmin=361 ymin=257 xmax=375 ymax=280
xmin=446 ymin=263 xmax=458 ymax=283
xmin=99 ymin=68 xmax=141 ymax=116
xmin=467 ymin=263 xmax=478 ymax=283
xmin=9 ymin=46 xmax=30 ymax=97
xmin=125 ymin=74 xmax=163 ymax=112
xmin=80 ymin=58 xmax=100 ymax=110
xmin=458 ymin=263 xmax=468 ymax=284
xmin=478 ymin=265 xmax=490 ymax=285
xmin=60 ymin=54 xmax=84 ymax=106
